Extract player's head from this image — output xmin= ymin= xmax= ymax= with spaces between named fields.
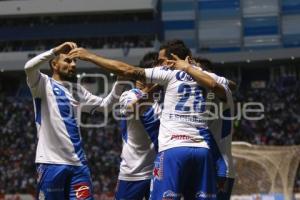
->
xmin=139 ymin=51 xmax=159 ymax=68
xmin=49 ymin=54 xmax=77 ymax=82
xmin=158 ymin=39 xmax=192 ymax=65
xmin=193 ymin=57 xmax=213 ymax=72
xmin=136 ymin=51 xmax=159 ymax=90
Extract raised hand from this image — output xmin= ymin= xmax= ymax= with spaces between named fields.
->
xmin=166 ymin=53 xmax=192 ymax=72
xmin=53 ymin=42 xmax=77 ymax=55
xmin=68 ymin=48 xmax=94 ymax=61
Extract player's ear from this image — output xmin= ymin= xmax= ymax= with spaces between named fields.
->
xmin=51 ymin=59 xmax=59 ymax=72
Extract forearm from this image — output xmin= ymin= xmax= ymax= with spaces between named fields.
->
xmin=185 ymin=66 xmax=217 ymax=90
xmin=185 ymin=66 xmax=226 ymax=99
xmin=87 ymin=54 xmax=145 ymax=81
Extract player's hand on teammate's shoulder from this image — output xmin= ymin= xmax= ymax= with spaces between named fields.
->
xmin=165 ymin=53 xmax=192 ymax=72
xmin=53 ymin=42 xmax=77 ymax=55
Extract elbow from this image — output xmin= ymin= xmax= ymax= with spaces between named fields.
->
xmin=24 ymin=61 xmax=30 ymax=70
xmin=24 ymin=61 xmax=32 ymax=74
xmin=208 ymin=80 xmax=218 ymax=91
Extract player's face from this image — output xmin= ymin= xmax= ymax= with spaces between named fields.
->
xmin=55 ymin=54 xmax=77 ymax=82
xmin=158 ymin=49 xmax=168 ymax=65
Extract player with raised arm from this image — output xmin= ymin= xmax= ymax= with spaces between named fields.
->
xmin=68 ymin=41 xmax=229 ymax=199
xmin=193 ymin=58 xmax=236 ymax=200
xmin=115 ymin=52 xmax=161 ymax=200
xmin=169 ymin=55 xmax=236 ymax=200
xmin=24 ymin=42 xmax=125 ymax=200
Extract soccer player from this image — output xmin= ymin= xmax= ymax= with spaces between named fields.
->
xmin=115 ymin=52 xmax=161 ymax=200
xmin=156 ymin=47 xmax=235 ymax=200
xmin=68 ymin=42 xmax=229 ymax=199
xmin=24 ymin=42 xmax=125 ymax=199
xmin=193 ymin=58 xmax=236 ymax=200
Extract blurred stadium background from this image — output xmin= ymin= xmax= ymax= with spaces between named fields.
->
xmin=0 ymin=0 xmax=300 ymax=199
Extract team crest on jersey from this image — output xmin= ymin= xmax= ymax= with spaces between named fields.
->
xmin=53 ymin=86 xmax=63 ymax=96
xmin=73 ymin=182 xmax=91 ymax=199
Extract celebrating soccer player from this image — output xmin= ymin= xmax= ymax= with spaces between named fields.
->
xmin=68 ymin=40 xmax=230 ymax=199
xmin=25 ymin=42 xmax=125 ymax=199
xmin=115 ymin=52 xmax=161 ymax=200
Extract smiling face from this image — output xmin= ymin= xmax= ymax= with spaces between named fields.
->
xmin=51 ymin=54 xmax=77 ymax=82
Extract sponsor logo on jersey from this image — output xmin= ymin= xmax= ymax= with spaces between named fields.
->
xmin=170 ymin=134 xmax=204 ymax=143
xmin=195 ymin=191 xmax=216 ymax=199
xmin=162 ymin=190 xmax=182 ymax=199
xmin=175 ymin=71 xmax=194 ymax=82
xmin=168 ymin=114 xmax=206 ymax=124
xmin=171 ymin=134 xmax=192 ymax=140
xmin=73 ymin=182 xmax=91 ymax=199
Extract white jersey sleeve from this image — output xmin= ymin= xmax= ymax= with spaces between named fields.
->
xmin=119 ymin=88 xmax=144 ymax=116
xmin=79 ymin=81 xmax=126 ymax=113
xmin=24 ymin=49 xmax=55 ymax=97
xmin=205 ymin=71 xmax=235 ymax=178
xmin=144 ymin=66 xmax=176 ymax=86
xmin=204 ymin=71 xmax=232 ymax=104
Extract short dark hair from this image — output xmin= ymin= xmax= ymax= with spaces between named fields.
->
xmin=48 ymin=55 xmax=60 ymax=72
xmin=139 ymin=51 xmax=158 ymax=68
xmin=193 ymin=57 xmax=213 ymax=71
xmin=160 ymin=39 xmax=192 ymax=60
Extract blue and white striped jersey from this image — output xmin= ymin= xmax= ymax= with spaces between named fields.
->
xmin=25 ymin=49 xmax=124 ymax=166
xmin=118 ymin=89 xmax=161 ymax=181
xmin=205 ymin=72 xmax=235 ymax=178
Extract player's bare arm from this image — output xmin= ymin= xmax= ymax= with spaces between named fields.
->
xmin=167 ymin=54 xmax=227 ymax=100
xmin=68 ymin=48 xmax=146 ymax=82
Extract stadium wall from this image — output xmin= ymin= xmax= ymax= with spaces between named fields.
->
xmin=0 ymin=0 xmax=155 ymax=16
xmin=0 ymin=48 xmax=154 ymax=71
xmin=1 ymin=46 xmax=300 ymax=71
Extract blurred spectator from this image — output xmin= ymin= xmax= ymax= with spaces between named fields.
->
xmin=0 ymin=36 xmax=154 ymax=52
xmin=0 ymin=12 xmax=154 ymax=28
xmin=233 ymin=77 xmax=300 ymax=145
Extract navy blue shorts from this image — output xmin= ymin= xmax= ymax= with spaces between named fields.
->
xmin=150 ymin=147 xmax=217 ymax=200
xmin=36 ymin=164 xmax=93 ymax=200
xmin=115 ymin=179 xmax=151 ymax=200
